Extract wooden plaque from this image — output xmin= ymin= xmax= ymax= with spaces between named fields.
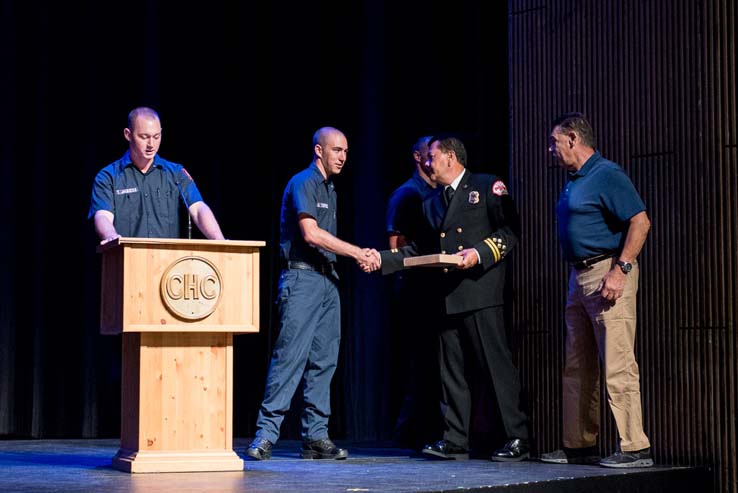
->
xmin=404 ymin=253 xmax=462 ymax=268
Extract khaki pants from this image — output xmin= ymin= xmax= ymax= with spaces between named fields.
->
xmin=562 ymin=258 xmax=651 ymax=452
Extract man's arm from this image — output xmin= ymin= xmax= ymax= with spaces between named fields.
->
xmin=600 ymin=210 xmax=651 ymax=301
xmin=189 ymin=201 xmax=225 ymax=240
xmin=93 ymin=210 xmax=120 ymax=244
xmin=298 ymin=214 xmax=379 ymax=270
xmin=616 ymin=211 xmax=651 ymax=264
xmin=388 ymin=233 xmax=408 ymax=249
xmin=467 ymin=187 xmax=519 ymax=271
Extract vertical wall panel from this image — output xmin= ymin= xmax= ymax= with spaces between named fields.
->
xmin=509 ymin=1 xmax=736 ymax=491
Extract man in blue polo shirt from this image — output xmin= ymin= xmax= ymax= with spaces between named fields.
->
xmin=541 ymin=112 xmax=653 ymax=468
xmin=245 ymin=127 xmax=379 ymax=461
xmin=88 ymin=106 xmax=224 ymax=242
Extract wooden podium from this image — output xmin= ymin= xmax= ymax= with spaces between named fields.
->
xmin=97 ymin=237 xmax=265 ymax=473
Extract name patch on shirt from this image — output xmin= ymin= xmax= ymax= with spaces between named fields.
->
xmin=317 ymin=202 xmax=330 ymax=209
xmin=116 ymin=187 xmax=139 ymax=195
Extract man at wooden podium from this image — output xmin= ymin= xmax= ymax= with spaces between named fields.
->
xmin=88 ymin=106 xmax=225 ymax=242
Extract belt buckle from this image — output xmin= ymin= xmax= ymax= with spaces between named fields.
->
xmin=575 ymin=253 xmax=611 ymax=269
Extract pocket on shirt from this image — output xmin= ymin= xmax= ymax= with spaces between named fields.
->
xmin=114 ymin=191 xmax=141 ymax=235
xmin=157 ymin=188 xmax=177 ymax=222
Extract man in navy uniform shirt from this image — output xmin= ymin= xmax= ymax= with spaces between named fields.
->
xmin=540 ymin=112 xmax=653 ymax=468
xmin=384 ymin=135 xmax=443 ymax=450
xmin=88 ymin=106 xmax=224 ymax=243
xmin=246 ymin=127 xmax=379 ymax=461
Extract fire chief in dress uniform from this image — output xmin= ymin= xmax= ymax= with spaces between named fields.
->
xmin=376 ymin=134 xmax=530 ymax=462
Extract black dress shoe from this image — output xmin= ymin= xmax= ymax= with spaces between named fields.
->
xmin=301 ymin=438 xmax=349 ymax=460
xmin=421 ymin=440 xmax=469 ymax=460
xmin=245 ymin=437 xmax=273 ymax=461
xmin=491 ymin=438 xmax=530 ymax=462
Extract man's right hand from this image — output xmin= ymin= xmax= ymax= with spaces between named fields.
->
xmin=357 ymin=248 xmax=381 ymax=272
xmin=100 ymin=234 xmax=121 ymax=245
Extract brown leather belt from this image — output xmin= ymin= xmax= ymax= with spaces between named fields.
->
xmin=571 ymin=253 xmax=615 ymax=269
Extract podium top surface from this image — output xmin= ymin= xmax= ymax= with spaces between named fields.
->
xmin=97 ymin=237 xmax=266 ymax=253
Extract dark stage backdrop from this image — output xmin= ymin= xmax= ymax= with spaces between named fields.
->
xmin=0 ymin=1 xmax=509 ymax=443
xmin=508 ymin=1 xmax=737 ymax=492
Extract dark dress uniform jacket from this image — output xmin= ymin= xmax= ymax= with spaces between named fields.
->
xmin=381 ymin=170 xmax=519 ymax=315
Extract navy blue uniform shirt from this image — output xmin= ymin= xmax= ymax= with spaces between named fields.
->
xmin=279 ymin=163 xmax=337 ymax=265
xmin=556 ymin=151 xmax=646 ymax=262
xmin=88 ymin=151 xmax=203 ymax=238
xmin=386 ymin=170 xmax=436 ymax=247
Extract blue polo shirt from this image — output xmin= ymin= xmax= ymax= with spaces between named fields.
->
xmin=556 ymin=152 xmax=646 ymax=262
xmin=88 ymin=151 xmax=203 ymax=238
xmin=279 ymin=162 xmax=338 ymax=265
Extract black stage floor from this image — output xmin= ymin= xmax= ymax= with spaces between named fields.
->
xmin=0 ymin=438 xmax=711 ymax=493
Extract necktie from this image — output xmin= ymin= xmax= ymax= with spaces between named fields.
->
xmin=444 ymin=186 xmax=455 ymax=207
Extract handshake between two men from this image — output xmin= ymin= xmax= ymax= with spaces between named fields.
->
xmin=354 ymin=247 xmax=481 ymax=274
xmin=356 ymin=248 xmax=382 ymax=272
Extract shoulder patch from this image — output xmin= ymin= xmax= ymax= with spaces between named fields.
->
xmin=491 ymin=180 xmax=509 ymax=196
xmin=182 ymin=168 xmax=193 ymax=181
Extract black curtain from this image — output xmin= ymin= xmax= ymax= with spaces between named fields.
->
xmin=0 ymin=0 xmax=508 ymax=440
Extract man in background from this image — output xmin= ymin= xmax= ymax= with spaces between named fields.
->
xmin=385 ymin=136 xmax=443 ymax=451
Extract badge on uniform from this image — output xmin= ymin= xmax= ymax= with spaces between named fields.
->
xmin=492 ymin=180 xmax=509 ymax=196
xmin=468 ymin=191 xmax=480 ymax=204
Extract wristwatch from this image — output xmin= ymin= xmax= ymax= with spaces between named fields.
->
xmin=616 ymin=260 xmax=632 ymax=274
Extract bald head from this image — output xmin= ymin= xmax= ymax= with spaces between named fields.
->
xmin=313 ymin=127 xmax=348 ymax=178
xmin=313 ymin=127 xmax=346 ymax=148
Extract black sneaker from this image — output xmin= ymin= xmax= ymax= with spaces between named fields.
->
xmin=301 ymin=438 xmax=349 ymax=460
xmin=599 ymin=448 xmax=653 ymax=468
xmin=245 ymin=437 xmax=273 ymax=461
xmin=539 ymin=446 xmax=601 ymax=465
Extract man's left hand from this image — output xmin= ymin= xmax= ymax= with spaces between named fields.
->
xmin=456 ymin=249 xmax=478 ymax=270
xmin=600 ymin=268 xmax=625 ymax=301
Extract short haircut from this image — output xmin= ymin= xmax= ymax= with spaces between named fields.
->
xmin=551 ymin=112 xmax=597 ymax=148
xmin=127 ymin=107 xmax=160 ymax=130
xmin=412 ymin=135 xmax=432 ymax=154
xmin=428 ymin=133 xmax=467 ymax=166
xmin=313 ymin=126 xmax=345 ymax=147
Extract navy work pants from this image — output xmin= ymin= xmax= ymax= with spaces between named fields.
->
xmin=255 ymin=269 xmax=341 ymax=444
